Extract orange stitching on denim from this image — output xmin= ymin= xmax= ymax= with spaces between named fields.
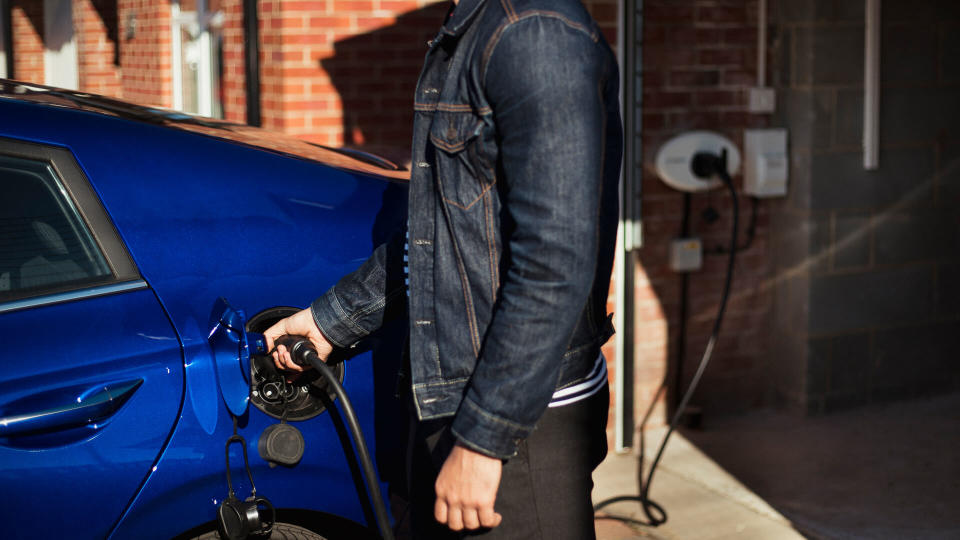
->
xmin=433 ymin=161 xmax=483 ymax=356
xmin=500 ymin=0 xmax=518 ymax=22
xmin=484 ymin=162 xmax=501 ymax=291
xmin=481 ymin=21 xmax=511 ymax=81
xmin=437 ymin=103 xmax=470 ymax=112
xmin=481 ymin=11 xmax=601 ymax=83
xmin=441 ymin=181 xmax=494 ymax=211
xmin=415 ymin=102 xmax=492 ymax=115
xmin=430 ymin=135 xmax=467 ymax=153
xmin=483 ymin=190 xmax=498 ymax=301
xmin=449 ymin=233 xmax=482 ymax=356
xmin=522 ymin=11 xmax=599 ymax=42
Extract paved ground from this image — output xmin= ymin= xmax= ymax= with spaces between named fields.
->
xmin=593 ymin=392 xmax=960 ymax=540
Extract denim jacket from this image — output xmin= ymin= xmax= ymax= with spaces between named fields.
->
xmin=311 ymin=0 xmax=623 ymax=459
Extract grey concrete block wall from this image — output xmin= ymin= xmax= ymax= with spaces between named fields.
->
xmin=940 ymin=142 xmax=960 ymax=204
xmin=833 ymin=211 xmax=872 ymax=269
xmin=880 ymin=88 xmax=960 ymax=143
xmin=942 ymin=26 xmax=960 ymax=84
xmin=769 ymin=0 xmax=960 ymax=414
xmin=808 ymin=266 xmax=936 ymax=334
xmin=794 ymin=26 xmax=865 ymax=86
xmin=809 ymin=147 xmax=935 ymax=210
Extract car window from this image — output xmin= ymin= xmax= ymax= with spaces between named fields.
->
xmin=0 ymin=154 xmax=112 ymax=301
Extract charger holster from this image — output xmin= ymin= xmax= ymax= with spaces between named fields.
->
xmin=218 ymin=434 xmax=275 ymax=539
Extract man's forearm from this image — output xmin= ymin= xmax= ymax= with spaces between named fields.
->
xmin=311 ymin=227 xmax=407 ymax=348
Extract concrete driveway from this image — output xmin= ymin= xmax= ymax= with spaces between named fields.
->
xmin=593 ymin=392 xmax=960 ymax=540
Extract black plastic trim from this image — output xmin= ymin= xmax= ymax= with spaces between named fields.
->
xmin=243 ymin=0 xmax=261 ymax=127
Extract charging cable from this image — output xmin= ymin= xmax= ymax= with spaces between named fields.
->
xmin=275 ymin=336 xmax=396 ymax=540
xmin=594 ymin=150 xmax=740 ymax=527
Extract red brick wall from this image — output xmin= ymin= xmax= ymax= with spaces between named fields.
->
xmin=220 ymin=0 xmax=247 ymax=123
xmin=218 ymin=0 xmax=247 ymax=123
xmin=256 ymin=0 xmax=445 ymax=157
xmin=256 ymin=0 xmax=617 ymax=157
xmin=117 ymin=0 xmax=172 ymax=107
xmin=636 ymin=0 xmax=773 ymax=427
xmin=76 ymin=0 xmax=122 ymax=97
xmin=584 ymin=0 xmax=618 ymax=45
xmin=11 ymin=0 xmax=43 ymax=83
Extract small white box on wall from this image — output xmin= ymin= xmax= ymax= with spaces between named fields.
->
xmin=670 ymin=238 xmax=703 ymax=273
xmin=743 ymin=128 xmax=789 ymax=198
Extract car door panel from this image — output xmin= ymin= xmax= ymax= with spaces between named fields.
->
xmin=0 ymin=289 xmax=183 ymax=539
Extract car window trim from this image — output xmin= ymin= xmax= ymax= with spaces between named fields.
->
xmin=0 ymin=136 xmax=141 ymax=298
xmin=0 ymin=279 xmax=148 ymax=314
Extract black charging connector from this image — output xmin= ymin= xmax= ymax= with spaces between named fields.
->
xmin=274 ymin=336 xmax=396 ymax=540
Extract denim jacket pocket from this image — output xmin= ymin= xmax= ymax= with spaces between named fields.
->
xmin=429 ymin=110 xmax=491 ymax=210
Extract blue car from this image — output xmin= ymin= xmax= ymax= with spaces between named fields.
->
xmin=0 ymin=80 xmax=409 ymax=539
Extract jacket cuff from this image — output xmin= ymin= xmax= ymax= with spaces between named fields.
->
xmin=310 ymin=288 xmax=369 ymax=349
xmin=450 ymin=395 xmax=535 ymax=460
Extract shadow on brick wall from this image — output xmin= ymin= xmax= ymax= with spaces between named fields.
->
xmin=13 ymin=0 xmax=43 ymax=40
xmin=90 ymin=0 xmax=120 ymax=65
xmin=320 ymin=3 xmax=450 ymax=166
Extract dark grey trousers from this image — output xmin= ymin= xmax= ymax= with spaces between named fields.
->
xmin=406 ymin=385 xmax=609 ymax=540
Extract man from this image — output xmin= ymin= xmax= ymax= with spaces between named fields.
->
xmin=266 ymin=0 xmax=622 ymax=537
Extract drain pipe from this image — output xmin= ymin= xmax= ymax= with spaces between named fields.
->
xmin=863 ymin=0 xmax=880 ymax=169
xmin=243 ymin=0 xmax=261 ymax=127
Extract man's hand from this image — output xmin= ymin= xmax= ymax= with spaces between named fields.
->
xmin=434 ymin=443 xmax=503 ymax=531
xmin=264 ymin=308 xmax=334 ymax=372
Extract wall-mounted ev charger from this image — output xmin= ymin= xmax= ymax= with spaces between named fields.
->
xmin=655 ymin=131 xmax=742 ymax=273
xmin=654 ymin=131 xmax=741 ymax=193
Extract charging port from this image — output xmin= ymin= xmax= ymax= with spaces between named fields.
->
xmin=245 ymin=307 xmax=345 ymax=421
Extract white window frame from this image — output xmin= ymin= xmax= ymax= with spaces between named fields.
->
xmin=43 ymin=0 xmax=79 ymax=90
xmin=0 ymin=3 xmax=8 ymax=79
xmin=171 ymin=0 xmax=223 ymax=117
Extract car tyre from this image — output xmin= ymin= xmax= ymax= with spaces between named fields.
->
xmin=191 ymin=522 xmax=328 ymax=540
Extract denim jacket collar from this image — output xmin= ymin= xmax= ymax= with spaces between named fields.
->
xmin=440 ymin=0 xmax=486 ymax=37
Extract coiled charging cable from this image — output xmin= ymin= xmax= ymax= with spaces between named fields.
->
xmin=594 ymin=151 xmax=739 ymax=527
xmin=275 ymin=336 xmax=396 ymax=540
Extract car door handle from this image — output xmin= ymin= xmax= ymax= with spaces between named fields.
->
xmin=0 ymin=379 xmax=143 ymax=437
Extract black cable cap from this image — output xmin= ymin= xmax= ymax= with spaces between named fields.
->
xmin=258 ymin=424 xmax=305 ymax=467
